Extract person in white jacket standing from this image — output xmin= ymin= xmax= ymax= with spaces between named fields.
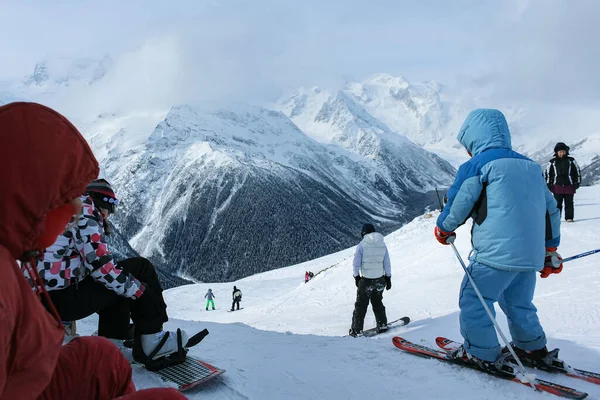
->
xmin=349 ymin=223 xmax=392 ymax=337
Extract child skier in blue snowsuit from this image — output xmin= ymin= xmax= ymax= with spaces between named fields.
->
xmin=434 ymin=109 xmax=563 ymax=372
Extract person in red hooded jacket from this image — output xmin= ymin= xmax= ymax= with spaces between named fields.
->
xmin=0 ymin=102 xmax=185 ymax=400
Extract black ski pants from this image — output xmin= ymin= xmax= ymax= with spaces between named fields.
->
xmin=47 ymin=257 xmax=168 ymax=339
xmin=554 ymin=193 xmax=575 ymax=220
xmin=351 ymin=276 xmax=387 ymax=332
xmin=231 ymin=299 xmax=240 ymax=311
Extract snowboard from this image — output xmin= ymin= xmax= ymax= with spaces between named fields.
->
xmin=347 ymin=316 xmax=410 ymax=337
xmin=141 ymin=355 xmax=226 ymax=392
xmin=361 ymin=316 xmax=410 ymax=337
xmin=228 ymin=307 xmax=244 ymax=312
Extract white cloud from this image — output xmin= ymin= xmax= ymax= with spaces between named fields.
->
xmin=1 ymin=0 xmax=599 ymax=112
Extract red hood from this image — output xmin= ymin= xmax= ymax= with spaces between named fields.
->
xmin=0 ymin=102 xmax=99 ymax=259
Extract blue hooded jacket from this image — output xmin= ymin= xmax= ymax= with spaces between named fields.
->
xmin=436 ymin=109 xmax=560 ymax=271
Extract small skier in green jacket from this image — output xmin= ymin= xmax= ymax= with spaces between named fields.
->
xmin=204 ymin=289 xmax=216 ymax=310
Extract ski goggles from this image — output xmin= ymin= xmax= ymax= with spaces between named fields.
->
xmin=103 ymin=197 xmax=119 ymax=213
xmin=103 ymin=197 xmax=119 ymax=206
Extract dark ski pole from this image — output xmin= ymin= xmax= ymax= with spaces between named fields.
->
xmin=435 ymin=188 xmax=444 ymax=212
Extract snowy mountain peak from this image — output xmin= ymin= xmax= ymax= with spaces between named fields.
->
xmin=279 ymin=73 xmax=460 ymax=149
xmin=362 ymin=72 xmax=410 ymax=89
xmin=149 ymin=104 xmax=307 ymax=156
xmin=23 ymin=54 xmax=113 ymax=87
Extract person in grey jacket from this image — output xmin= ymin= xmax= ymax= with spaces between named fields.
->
xmin=204 ymin=288 xmax=215 ymax=310
xmin=349 ymin=223 xmax=392 ymax=337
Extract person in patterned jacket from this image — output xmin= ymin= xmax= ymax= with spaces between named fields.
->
xmin=32 ymin=179 xmax=190 ymax=370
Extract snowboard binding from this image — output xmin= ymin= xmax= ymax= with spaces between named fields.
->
xmin=133 ymin=328 xmax=210 ymax=372
xmin=133 ymin=329 xmax=187 ymax=372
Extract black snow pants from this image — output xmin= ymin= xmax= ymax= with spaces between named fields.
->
xmin=351 ymin=276 xmax=387 ymax=332
xmin=47 ymin=257 xmax=168 ymax=339
xmin=554 ymin=193 xmax=575 ymax=221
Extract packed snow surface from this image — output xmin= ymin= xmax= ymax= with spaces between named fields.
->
xmin=80 ymin=186 xmax=600 ymax=399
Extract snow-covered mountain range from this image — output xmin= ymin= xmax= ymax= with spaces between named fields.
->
xmin=279 ymin=73 xmax=456 ymax=147
xmin=278 ymin=73 xmax=600 ymax=175
xmin=93 ymin=103 xmax=454 ymax=282
xmin=4 ymin=56 xmax=600 ymax=283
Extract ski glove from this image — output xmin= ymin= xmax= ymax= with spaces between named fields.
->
xmin=354 ymin=276 xmax=361 ymax=288
xmin=434 ymin=226 xmax=456 ymax=245
xmin=385 ymin=276 xmax=392 ymax=290
xmin=540 ymin=247 xmax=563 ymax=278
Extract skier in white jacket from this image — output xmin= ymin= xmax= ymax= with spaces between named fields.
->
xmin=349 ymin=223 xmax=392 ymax=336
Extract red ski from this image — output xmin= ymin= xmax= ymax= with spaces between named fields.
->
xmin=392 ymin=336 xmax=588 ymax=399
xmin=437 ymin=336 xmax=600 ymax=387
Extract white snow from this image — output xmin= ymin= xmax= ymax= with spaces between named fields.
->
xmin=77 ymin=186 xmax=600 ymax=399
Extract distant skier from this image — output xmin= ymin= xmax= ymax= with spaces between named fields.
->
xmin=435 ymin=109 xmax=563 ymax=374
xmin=349 ymin=223 xmax=392 ymax=337
xmin=305 ymin=271 xmax=310 ymax=283
xmin=545 ymin=142 xmax=581 ymax=222
xmin=205 ymin=288 xmax=216 ymax=310
xmin=231 ymin=286 xmax=242 ymax=311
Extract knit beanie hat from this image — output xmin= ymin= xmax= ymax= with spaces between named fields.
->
xmin=85 ymin=179 xmax=119 ymax=213
xmin=361 ymin=223 xmax=376 ymax=237
xmin=554 ymin=142 xmax=570 ymax=155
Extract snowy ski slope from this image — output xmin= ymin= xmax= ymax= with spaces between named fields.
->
xmin=80 ymin=187 xmax=600 ymax=399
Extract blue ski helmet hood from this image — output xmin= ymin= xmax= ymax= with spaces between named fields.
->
xmin=457 ymin=109 xmax=512 ymax=156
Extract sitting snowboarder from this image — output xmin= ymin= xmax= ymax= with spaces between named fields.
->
xmin=28 ymin=179 xmax=191 ymax=371
xmin=205 ymin=288 xmax=216 ymax=310
xmin=349 ymin=223 xmax=392 ymax=337
xmin=231 ymin=286 xmax=242 ymax=311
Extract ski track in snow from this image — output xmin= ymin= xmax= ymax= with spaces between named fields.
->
xmin=77 ymin=187 xmax=600 ymax=399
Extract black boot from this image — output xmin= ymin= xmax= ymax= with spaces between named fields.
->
xmin=451 ymin=345 xmax=517 ymax=376
xmin=506 ymin=345 xmax=563 ymax=371
xmin=349 ymin=328 xmax=362 ymax=337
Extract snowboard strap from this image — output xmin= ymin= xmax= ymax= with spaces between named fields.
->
xmin=185 ymin=328 xmax=209 ymax=348
xmin=147 ymin=331 xmax=171 ymax=360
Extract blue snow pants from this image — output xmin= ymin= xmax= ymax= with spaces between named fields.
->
xmin=459 ymin=261 xmax=547 ymax=362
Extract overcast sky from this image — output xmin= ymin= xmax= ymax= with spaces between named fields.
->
xmin=1 ymin=0 xmax=599 ymax=109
